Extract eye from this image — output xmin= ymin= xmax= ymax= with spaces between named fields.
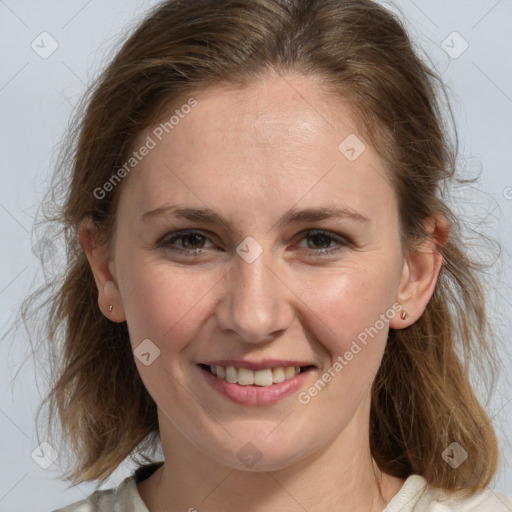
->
xmin=158 ymin=230 xmax=215 ymax=253
xmin=295 ymin=230 xmax=350 ymax=257
xmin=157 ymin=228 xmax=350 ymax=260
xmin=304 ymin=232 xmax=336 ymax=249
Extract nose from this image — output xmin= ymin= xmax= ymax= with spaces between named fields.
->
xmin=214 ymin=253 xmax=294 ymax=344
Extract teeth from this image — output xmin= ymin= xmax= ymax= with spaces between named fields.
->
xmin=285 ymin=366 xmax=296 ymax=379
xmin=226 ymin=366 xmax=237 ymax=383
xmin=238 ymin=367 xmax=254 ymax=385
xmin=254 ymin=369 xmax=273 ymax=386
xmin=208 ymin=365 xmax=308 ymax=386
xmin=272 ymin=367 xmax=285 ymax=383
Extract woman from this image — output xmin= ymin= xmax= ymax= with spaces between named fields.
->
xmin=33 ymin=0 xmax=511 ymax=510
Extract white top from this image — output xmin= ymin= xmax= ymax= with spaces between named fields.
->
xmin=53 ymin=464 xmax=512 ymax=512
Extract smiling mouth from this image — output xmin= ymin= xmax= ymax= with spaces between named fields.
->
xmin=198 ymin=364 xmax=315 ymax=387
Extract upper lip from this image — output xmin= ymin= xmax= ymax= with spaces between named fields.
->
xmin=198 ymin=359 xmax=317 ymax=371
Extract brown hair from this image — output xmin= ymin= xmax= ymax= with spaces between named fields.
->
xmin=23 ymin=0 xmax=499 ymax=493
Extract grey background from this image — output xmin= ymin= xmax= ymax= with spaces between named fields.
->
xmin=0 ymin=0 xmax=511 ymax=510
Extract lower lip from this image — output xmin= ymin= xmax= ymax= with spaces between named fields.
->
xmin=198 ymin=366 xmax=314 ymax=406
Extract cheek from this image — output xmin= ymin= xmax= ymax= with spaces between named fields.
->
xmin=117 ymin=253 xmax=225 ymax=352
xmin=294 ymin=261 xmax=399 ymax=362
xmin=117 ymin=230 xmax=402 ymax=363
xmin=294 ymin=270 xmax=396 ymax=409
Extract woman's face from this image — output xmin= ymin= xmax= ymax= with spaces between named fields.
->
xmin=109 ymin=73 xmax=408 ymax=470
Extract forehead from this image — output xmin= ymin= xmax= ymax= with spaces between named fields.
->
xmin=120 ymin=73 xmax=394 ymax=222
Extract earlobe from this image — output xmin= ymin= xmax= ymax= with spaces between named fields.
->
xmin=79 ymin=217 xmax=126 ymax=323
xmin=389 ymin=214 xmax=449 ymax=329
xmin=101 ymin=280 xmax=126 ymax=322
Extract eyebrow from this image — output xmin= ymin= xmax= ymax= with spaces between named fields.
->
xmin=141 ymin=204 xmax=370 ymax=227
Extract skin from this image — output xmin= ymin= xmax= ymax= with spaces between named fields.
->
xmin=81 ymin=71 xmax=447 ymax=512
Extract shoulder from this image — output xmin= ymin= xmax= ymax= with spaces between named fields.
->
xmin=386 ymin=474 xmax=512 ymax=512
xmin=52 ymin=480 xmax=140 ymax=512
xmin=52 ymin=462 xmax=163 ymax=512
xmin=52 ymin=487 xmax=117 ymax=512
xmin=429 ymin=487 xmax=512 ymax=511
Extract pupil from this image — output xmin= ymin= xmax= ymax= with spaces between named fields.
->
xmin=183 ymin=234 xmax=204 ymax=249
xmin=309 ymin=234 xmax=330 ymax=249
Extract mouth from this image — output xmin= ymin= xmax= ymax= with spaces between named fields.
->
xmin=198 ymin=363 xmax=316 ymax=387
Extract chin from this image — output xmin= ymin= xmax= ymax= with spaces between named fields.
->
xmin=208 ymin=430 xmax=317 ymax=473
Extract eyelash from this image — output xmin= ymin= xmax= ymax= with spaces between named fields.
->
xmin=157 ymin=229 xmax=350 ymax=259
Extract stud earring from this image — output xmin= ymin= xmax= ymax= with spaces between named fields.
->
xmin=108 ymin=304 xmax=113 ymax=313
xmin=400 ymin=310 xmax=409 ymax=320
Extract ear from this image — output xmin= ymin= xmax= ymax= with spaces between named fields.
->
xmin=79 ymin=217 xmax=126 ymax=322
xmin=389 ymin=213 xmax=449 ymax=329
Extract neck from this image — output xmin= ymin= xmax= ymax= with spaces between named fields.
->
xmin=138 ymin=398 xmax=404 ymax=512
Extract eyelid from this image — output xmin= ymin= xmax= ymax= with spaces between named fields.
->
xmin=292 ymin=229 xmax=351 ymax=255
xmin=157 ymin=229 xmax=216 ymax=249
xmin=300 ymin=228 xmax=349 ymax=241
xmin=157 ymin=228 xmax=352 ymax=256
